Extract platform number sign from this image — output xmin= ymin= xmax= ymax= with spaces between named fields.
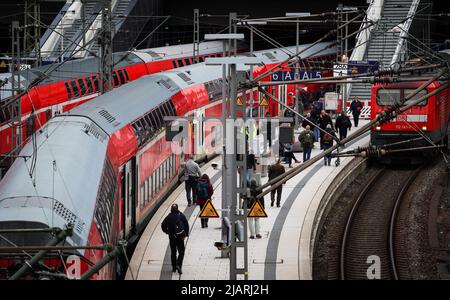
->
xmin=333 ymin=63 xmax=348 ymax=77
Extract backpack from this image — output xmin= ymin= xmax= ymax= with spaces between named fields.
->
xmin=196 ymin=180 xmax=209 ymax=199
xmin=322 ymin=132 xmax=333 ymax=142
xmin=174 ymin=214 xmax=187 ymax=239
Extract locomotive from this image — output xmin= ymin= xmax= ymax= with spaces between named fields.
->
xmin=370 ymin=80 xmax=450 ymax=163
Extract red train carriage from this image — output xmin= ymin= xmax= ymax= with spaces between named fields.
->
xmin=370 ymin=80 xmax=450 ymax=163
xmin=0 ymin=42 xmax=230 ymax=160
xmin=0 ymin=42 xmax=337 ymax=279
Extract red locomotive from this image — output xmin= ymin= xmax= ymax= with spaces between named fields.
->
xmin=370 ymin=80 xmax=450 ymax=163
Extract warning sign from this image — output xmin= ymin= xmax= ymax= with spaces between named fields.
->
xmin=237 ymin=96 xmax=243 ymax=106
xmin=199 ymin=199 xmax=219 ymax=218
xmin=247 ymin=200 xmax=268 ymax=218
xmin=259 ymin=96 xmax=268 ymax=106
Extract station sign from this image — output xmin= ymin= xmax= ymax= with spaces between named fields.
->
xmin=348 ymin=60 xmax=379 ymax=75
xmin=333 ymin=63 xmax=348 ymax=77
xmin=270 ymin=70 xmax=322 ymax=81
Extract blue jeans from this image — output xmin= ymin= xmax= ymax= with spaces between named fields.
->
xmin=303 ymin=145 xmax=312 ymax=161
xmin=323 ymin=145 xmax=332 ymax=164
xmin=313 ymin=127 xmax=319 ymax=142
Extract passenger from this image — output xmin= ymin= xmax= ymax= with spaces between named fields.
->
xmin=161 ymin=204 xmax=189 ymax=274
xmin=265 ymin=111 xmax=272 ymax=147
xmin=246 ymin=153 xmax=257 ymax=184
xmin=284 ymin=142 xmax=300 ymax=168
xmin=335 ymin=111 xmax=352 ymax=140
xmin=283 ymin=103 xmax=295 ymax=127
xmin=184 ymin=156 xmax=202 ymax=206
xmin=195 ymin=174 xmax=214 ymax=228
xmin=268 ymin=159 xmax=286 ymax=207
xmin=321 ymin=124 xmax=337 ymax=166
xmin=318 ymin=110 xmax=333 ymax=149
xmin=299 ymin=125 xmax=315 ymax=162
xmin=350 ymin=96 xmax=363 ymax=127
xmin=310 ymin=103 xmax=320 ymax=142
xmin=301 ymin=112 xmax=315 ymax=129
xmin=248 ymin=179 xmax=264 ymax=239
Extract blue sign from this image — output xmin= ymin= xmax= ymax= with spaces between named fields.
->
xmin=347 ymin=60 xmax=379 ymax=75
xmin=271 ymin=70 xmax=322 ymax=81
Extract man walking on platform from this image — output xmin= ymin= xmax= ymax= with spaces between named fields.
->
xmin=268 ymin=159 xmax=286 ymax=207
xmin=299 ymin=125 xmax=315 ymax=162
xmin=161 ymin=204 xmax=189 ymax=274
xmin=335 ymin=111 xmax=352 ymax=140
xmin=184 ymin=156 xmax=202 ymax=206
xmin=350 ymin=96 xmax=363 ymax=127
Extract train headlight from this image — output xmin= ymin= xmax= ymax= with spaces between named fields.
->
xmin=421 ymin=126 xmax=427 ymax=131
xmin=375 ymin=126 xmax=381 ymax=131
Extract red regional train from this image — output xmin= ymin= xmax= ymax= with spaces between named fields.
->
xmin=0 ymin=42 xmax=336 ymax=279
xmin=0 ymin=41 xmax=234 ymax=159
xmin=370 ymin=80 xmax=450 ymax=163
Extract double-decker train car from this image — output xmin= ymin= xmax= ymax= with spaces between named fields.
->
xmin=370 ymin=80 xmax=450 ymax=163
xmin=0 ymin=41 xmax=233 ymax=159
xmin=0 ymin=42 xmax=336 ymax=279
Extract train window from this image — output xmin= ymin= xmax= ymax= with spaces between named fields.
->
xmin=147 ymin=177 xmax=151 ymax=203
xmin=184 ymin=58 xmax=191 ymax=66
xmin=172 ymin=60 xmax=177 ymax=68
xmin=144 ymin=179 xmax=148 ymax=204
xmin=168 ymin=100 xmax=176 ymax=115
xmin=177 ymin=59 xmax=184 ymax=67
xmin=65 ymin=82 xmax=73 ymax=99
xmin=118 ymin=69 xmax=126 ymax=84
xmin=140 ymin=184 xmax=144 ymax=208
xmin=70 ymin=80 xmax=80 ymax=98
xmin=404 ymin=89 xmax=427 ymax=106
xmin=85 ymin=77 xmax=94 ymax=94
xmin=78 ymin=78 xmax=87 ymax=96
xmin=376 ymin=89 xmax=401 ymax=106
xmin=112 ymin=71 xmax=119 ymax=87
xmin=152 ymin=109 xmax=162 ymax=129
xmin=91 ymin=75 xmax=99 ymax=92
xmin=124 ymin=69 xmax=130 ymax=81
xmin=152 ymin=173 xmax=156 ymax=197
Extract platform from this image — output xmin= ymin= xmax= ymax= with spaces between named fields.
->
xmin=126 ymin=121 xmax=370 ymax=280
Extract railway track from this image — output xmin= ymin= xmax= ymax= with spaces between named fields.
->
xmin=339 ymin=167 xmax=422 ymax=280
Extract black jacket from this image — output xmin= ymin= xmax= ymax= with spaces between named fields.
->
xmin=161 ymin=211 xmax=189 ymax=239
xmin=350 ymin=100 xmax=363 ymax=116
xmin=321 ymin=128 xmax=337 ymax=147
xmin=318 ymin=114 xmax=333 ymax=131
xmin=335 ymin=115 xmax=351 ymax=131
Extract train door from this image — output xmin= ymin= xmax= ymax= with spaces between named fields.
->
xmin=122 ymin=157 xmax=137 ymax=238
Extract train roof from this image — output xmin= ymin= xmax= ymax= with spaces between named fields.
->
xmin=69 ymin=41 xmax=336 ymax=135
xmin=12 ymin=41 xmax=228 ymax=89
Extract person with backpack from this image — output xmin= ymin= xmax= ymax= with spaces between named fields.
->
xmin=299 ymin=125 xmax=315 ymax=162
xmin=321 ymin=124 xmax=337 ymax=166
xmin=318 ymin=110 xmax=333 ymax=149
xmin=335 ymin=111 xmax=352 ymax=140
xmin=161 ymin=204 xmax=189 ymax=274
xmin=248 ymin=179 xmax=264 ymax=239
xmin=195 ymin=174 xmax=214 ymax=228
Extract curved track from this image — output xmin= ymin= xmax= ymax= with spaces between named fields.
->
xmin=339 ymin=167 xmax=422 ymax=280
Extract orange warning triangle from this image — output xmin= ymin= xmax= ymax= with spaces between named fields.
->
xmin=259 ymin=96 xmax=268 ymax=106
xmin=199 ymin=199 xmax=219 ymax=218
xmin=0 ymin=61 xmax=6 ymax=68
xmin=247 ymin=199 xmax=268 ymax=218
xmin=237 ymin=96 xmax=243 ymax=106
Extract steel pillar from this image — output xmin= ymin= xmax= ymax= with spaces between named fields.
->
xmin=24 ymin=0 xmax=41 ymax=67
xmin=99 ymin=0 xmax=113 ymax=94
xmin=193 ymin=9 xmax=200 ymax=63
